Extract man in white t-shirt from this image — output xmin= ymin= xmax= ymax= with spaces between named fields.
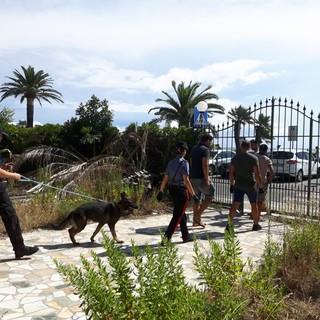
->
xmin=250 ymin=140 xmax=274 ymax=220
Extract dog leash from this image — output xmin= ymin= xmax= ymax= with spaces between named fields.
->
xmin=20 ymin=175 xmax=105 ymax=202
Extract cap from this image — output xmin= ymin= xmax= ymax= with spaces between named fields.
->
xmin=0 ymin=128 xmax=8 ymax=136
xmin=175 ymin=141 xmax=188 ymax=151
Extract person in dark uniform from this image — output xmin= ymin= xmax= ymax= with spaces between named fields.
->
xmin=157 ymin=141 xmax=199 ymax=243
xmin=0 ymin=128 xmax=39 ymax=259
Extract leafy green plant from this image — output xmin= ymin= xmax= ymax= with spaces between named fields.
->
xmin=131 ymin=236 xmax=205 ymax=320
xmin=55 ymin=232 xmax=206 ymax=320
xmin=242 ymin=245 xmax=285 ymax=319
xmin=55 ymin=226 xmax=286 ymax=320
xmin=193 ymin=228 xmax=247 ymax=319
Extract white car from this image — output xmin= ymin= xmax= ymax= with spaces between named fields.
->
xmin=272 ymin=149 xmax=320 ymax=182
xmin=209 ymin=150 xmax=236 ymax=175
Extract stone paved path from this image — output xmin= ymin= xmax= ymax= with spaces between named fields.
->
xmin=0 ymin=208 xmax=285 ymax=319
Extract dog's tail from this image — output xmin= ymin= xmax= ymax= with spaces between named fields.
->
xmin=51 ymin=215 xmax=71 ymax=230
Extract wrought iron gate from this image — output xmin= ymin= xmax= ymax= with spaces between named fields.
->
xmin=210 ymin=97 xmax=320 ymax=217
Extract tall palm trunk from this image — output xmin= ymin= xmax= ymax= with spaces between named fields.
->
xmin=255 ymin=126 xmax=262 ymax=144
xmin=26 ymin=97 xmax=35 ymax=128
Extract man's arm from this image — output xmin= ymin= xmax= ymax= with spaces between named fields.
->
xmin=158 ymin=174 xmax=169 ymax=192
xmin=183 ymin=175 xmax=197 ymax=197
xmin=253 ymin=165 xmax=263 ymax=188
xmin=229 ymin=164 xmax=235 ymax=186
xmin=267 ymin=163 xmax=275 ymax=183
xmin=0 ymin=168 xmax=21 ymax=180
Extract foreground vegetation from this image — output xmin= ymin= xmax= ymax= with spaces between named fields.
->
xmin=55 ymin=229 xmax=282 ymax=320
xmin=55 ymin=218 xmax=320 ymax=319
xmin=1 ymin=161 xmax=319 ymax=319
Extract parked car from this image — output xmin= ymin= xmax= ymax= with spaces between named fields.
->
xmin=272 ymin=149 xmax=320 ymax=182
xmin=218 ymin=150 xmax=271 ymax=179
xmin=209 ymin=150 xmax=236 ymax=175
xmin=218 ymin=162 xmax=231 ymax=178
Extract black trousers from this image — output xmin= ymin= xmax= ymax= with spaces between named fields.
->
xmin=0 ymin=181 xmax=24 ymax=252
xmin=164 ymin=187 xmax=190 ymax=241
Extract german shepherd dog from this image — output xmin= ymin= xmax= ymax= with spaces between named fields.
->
xmin=53 ymin=192 xmax=138 ymax=245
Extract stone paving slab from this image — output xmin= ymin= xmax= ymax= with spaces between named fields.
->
xmin=0 ymin=208 xmax=285 ymax=319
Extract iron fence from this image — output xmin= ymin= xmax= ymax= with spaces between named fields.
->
xmin=209 ymin=97 xmax=320 ymax=217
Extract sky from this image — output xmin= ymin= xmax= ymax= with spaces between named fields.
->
xmin=0 ymin=0 xmax=320 ymax=131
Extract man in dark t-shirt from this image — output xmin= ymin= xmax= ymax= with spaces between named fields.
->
xmin=227 ymin=140 xmax=263 ymax=231
xmin=190 ymin=134 xmax=215 ymax=228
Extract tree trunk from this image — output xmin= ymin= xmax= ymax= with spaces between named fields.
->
xmin=26 ymin=97 xmax=35 ymax=128
xmin=255 ymin=126 xmax=262 ymax=144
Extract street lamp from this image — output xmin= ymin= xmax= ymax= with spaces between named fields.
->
xmin=195 ymin=101 xmax=208 ymax=128
xmin=196 ymin=101 xmax=208 ymax=113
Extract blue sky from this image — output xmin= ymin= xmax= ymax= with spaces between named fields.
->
xmin=0 ymin=0 xmax=319 ymax=131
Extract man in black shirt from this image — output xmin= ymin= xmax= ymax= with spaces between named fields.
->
xmin=190 ymin=134 xmax=215 ymax=228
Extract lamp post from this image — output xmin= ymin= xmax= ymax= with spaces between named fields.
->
xmin=194 ymin=101 xmax=208 ymax=132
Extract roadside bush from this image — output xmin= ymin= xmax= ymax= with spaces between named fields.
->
xmin=271 ymin=219 xmax=320 ymax=299
xmin=194 ymin=228 xmax=285 ymax=320
xmin=193 ymin=228 xmax=247 ymax=319
xmin=55 ymin=232 xmax=206 ymax=320
xmin=55 ymin=228 xmax=285 ymax=319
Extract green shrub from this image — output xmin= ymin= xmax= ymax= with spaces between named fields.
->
xmin=269 ymin=219 xmax=320 ymax=299
xmin=55 ymin=232 xmax=206 ymax=320
xmin=193 ymin=228 xmax=247 ymax=319
xmin=55 ymin=227 xmax=287 ymax=319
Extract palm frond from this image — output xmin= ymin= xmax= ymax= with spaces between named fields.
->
xmin=0 ymin=65 xmax=63 ymax=127
xmin=149 ymin=80 xmax=224 ymax=127
xmin=13 ymin=146 xmax=83 ymax=172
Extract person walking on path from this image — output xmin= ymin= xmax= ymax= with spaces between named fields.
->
xmin=227 ymin=140 xmax=264 ymax=231
xmin=0 ymin=128 xmax=39 ymax=259
xmin=157 ymin=141 xmax=199 ymax=243
xmin=190 ymin=134 xmax=215 ymax=228
xmin=250 ymin=140 xmax=274 ymax=220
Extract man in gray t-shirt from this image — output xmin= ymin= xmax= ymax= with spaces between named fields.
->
xmin=250 ymin=140 xmax=274 ymax=220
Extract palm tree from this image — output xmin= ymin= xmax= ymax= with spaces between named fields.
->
xmin=254 ymin=113 xmax=272 ymax=144
xmin=0 ymin=66 xmax=63 ymax=128
xmin=228 ymin=106 xmax=253 ymax=153
xmin=148 ymin=80 xmax=224 ymax=127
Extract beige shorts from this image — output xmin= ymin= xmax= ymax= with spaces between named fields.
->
xmin=257 ymin=182 xmax=269 ymax=202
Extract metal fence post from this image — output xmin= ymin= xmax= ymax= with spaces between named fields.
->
xmin=307 ymin=111 xmax=314 ymax=216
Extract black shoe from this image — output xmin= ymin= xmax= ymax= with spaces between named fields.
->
xmin=252 ymin=224 xmax=262 ymax=231
xmin=15 ymin=246 xmax=39 ymax=259
xmin=183 ymin=236 xmax=193 ymax=243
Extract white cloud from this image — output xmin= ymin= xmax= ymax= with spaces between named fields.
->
xmin=1 ymin=0 xmax=320 ymax=127
xmin=52 ymin=53 xmax=283 ymax=94
xmin=109 ymin=100 xmax=152 ymax=113
xmin=1 ymin=0 xmax=320 ymax=59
